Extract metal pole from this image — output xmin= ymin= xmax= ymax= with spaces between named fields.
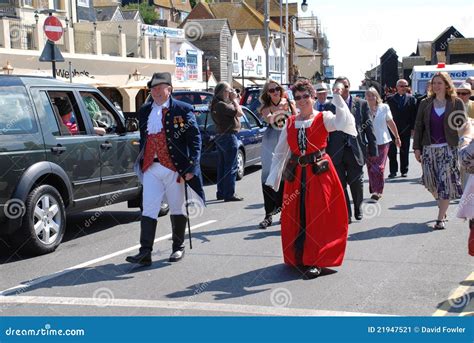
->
xmin=205 ymin=58 xmax=209 ymax=91
xmin=241 ymin=59 xmax=244 ymax=92
xmin=68 ymin=61 xmax=72 ymax=83
xmin=285 ymin=0 xmax=289 ymax=83
xmin=264 ymin=0 xmax=270 ymax=79
xmin=51 ymin=41 xmax=56 ymax=79
xmin=279 ymin=0 xmax=283 ymax=83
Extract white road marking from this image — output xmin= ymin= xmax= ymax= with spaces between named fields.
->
xmin=0 ymin=295 xmax=389 ymax=316
xmin=0 ymin=220 xmax=217 ymax=296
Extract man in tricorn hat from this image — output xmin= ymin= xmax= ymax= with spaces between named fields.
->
xmin=126 ymin=72 xmax=205 ymax=266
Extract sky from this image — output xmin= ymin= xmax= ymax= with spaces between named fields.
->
xmin=301 ymin=0 xmax=474 ymax=88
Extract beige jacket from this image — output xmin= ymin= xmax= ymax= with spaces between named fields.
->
xmin=413 ymin=97 xmax=466 ymax=150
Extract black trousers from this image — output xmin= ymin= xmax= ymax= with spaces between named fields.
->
xmin=262 ymin=182 xmax=284 ymax=216
xmin=388 ymin=132 xmax=411 ymax=175
xmin=334 ymin=146 xmax=364 ymax=219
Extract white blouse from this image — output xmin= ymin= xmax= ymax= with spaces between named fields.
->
xmin=371 ymin=103 xmax=394 ymax=145
xmin=265 ymin=94 xmax=357 ymax=191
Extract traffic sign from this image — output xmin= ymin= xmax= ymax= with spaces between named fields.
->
xmin=43 ymin=16 xmax=63 ymax=42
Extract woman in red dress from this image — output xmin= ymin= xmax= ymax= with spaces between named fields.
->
xmin=266 ymin=80 xmax=357 ymax=279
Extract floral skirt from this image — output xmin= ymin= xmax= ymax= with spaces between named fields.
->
xmin=421 ymin=145 xmax=462 ymax=200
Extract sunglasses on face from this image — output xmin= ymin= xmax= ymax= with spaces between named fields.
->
xmin=457 ymin=92 xmax=470 ymax=96
xmin=294 ymin=93 xmax=311 ymax=101
xmin=268 ymin=86 xmax=282 ymax=94
xmin=398 ymin=85 xmax=408 ymax=88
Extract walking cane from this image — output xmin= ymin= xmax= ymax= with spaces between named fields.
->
xmin=183 ymin=180 xmax=193 ymax=249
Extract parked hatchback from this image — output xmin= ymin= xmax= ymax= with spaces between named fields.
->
xmin=0 ymin=75 xmax=167 ymax=255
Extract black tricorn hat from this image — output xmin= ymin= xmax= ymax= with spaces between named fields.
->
xmin=147 ymin=72 xmax=172 ymax=88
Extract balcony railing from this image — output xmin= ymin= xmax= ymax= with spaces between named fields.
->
xmin=0 ymin=18 xmax=170 ymax=61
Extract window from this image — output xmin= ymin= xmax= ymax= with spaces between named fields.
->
xmin=23 ymin=0 xmax=33 ymax=7
xmin=257 ymin=56 xmax=262 ymax=63
xmin=47 ymin=91 xmax=86 ymax=135
xmin=38 ymin=91 xmax=61 ymax=136
xmin=239 ymin=116 xmax=250 ymax=130
xmin=0 ymin=86 xmax=38 ymax=135
xmin=233 ymin=62 xmax=239 ymax=74
xmin=233 ymin=52 xmax=238 ymax=60
xmin=80 ymin=91 xmax=121 ymax=135
xmin=244 ymin=109 xmax=259 ymax=128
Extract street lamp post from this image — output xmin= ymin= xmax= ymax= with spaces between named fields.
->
xmin=301 ymin=0 xmax=308 ymax=12
xmin=264 ymin=0 xmax=270 ymax=79
xmin=241 ymin=59 xmax=245 ymax=92
xmin=2 ymin=61 xmax=13 ymax=75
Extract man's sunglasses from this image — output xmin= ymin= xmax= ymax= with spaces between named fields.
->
xmin=268 ymin=87 xmax=282 ymax=93
xmin=398 ymin=85 xmax=408 ymax=88
xmin=294 ymin=93 xmax=311 ymax=101
xmin=457 ymin=92 xmax=471 ymax=96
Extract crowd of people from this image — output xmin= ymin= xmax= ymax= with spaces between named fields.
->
xmin=125 ymin=70 xmax=474 ymax=278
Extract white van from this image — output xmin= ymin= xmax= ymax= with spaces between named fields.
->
xmin=411 ymin=63 xmax=474 ymax=95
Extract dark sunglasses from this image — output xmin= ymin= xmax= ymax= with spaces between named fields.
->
xmin=398 ymin=85 xmax=408 ymax=88
xmin=457 ymin=92 xmax=470 ymax=96
xmin=268 ymin=86 xmax=282 ymax=93
xmin=294 ymin=93 xmax=311 ymax=101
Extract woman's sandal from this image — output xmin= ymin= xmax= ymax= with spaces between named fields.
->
xmin=433 ymin=220 xmax=446 ymax=230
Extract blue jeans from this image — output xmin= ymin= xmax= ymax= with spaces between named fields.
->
xmin=215 ymin=133 xmax=239 ymax=199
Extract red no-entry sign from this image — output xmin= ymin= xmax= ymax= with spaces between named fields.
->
xmin=43 ymin=16 xmax=63 ymax=42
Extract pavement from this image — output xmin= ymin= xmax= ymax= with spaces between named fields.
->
xmin=0 ymin=149 xmax=473 ymax=316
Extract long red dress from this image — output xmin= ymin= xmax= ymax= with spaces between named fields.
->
xmin=281 ymin=114 xmax=349 ymax=267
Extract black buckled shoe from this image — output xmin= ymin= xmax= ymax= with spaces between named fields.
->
xmin=304 ymin=266 xmax=322 ymax=279
xmin=169 ymin=249 xmax=185 ymax=262
xmin=224 ymin=195 xmax=244 ymax=202
xmin=126 ymin=251 xmax=152 ymax=266
xmin=354 ymin=211 xmax=363 ymax=220
xmin=258 ymin=215 xmax=273 ymax=229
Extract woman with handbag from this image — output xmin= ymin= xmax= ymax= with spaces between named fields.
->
xmin=413 ymin=72 xmax=466 ymax=230
xmin=257 ymin=80 xmax=297 ymax=229
xmin=266 ymin=79 xmax=357 ymax=279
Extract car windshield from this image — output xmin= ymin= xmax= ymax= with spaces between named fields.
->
xmin=173 ymin=92 xmax=213 ymax=105
xmin=243 ymin=91 xmax=261 ymax=114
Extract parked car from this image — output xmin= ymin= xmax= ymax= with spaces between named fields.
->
xmin=192 ymin=104 xmax=266 ymax=180
xmin=0 ymin=75 xmax=168 ymax=256
xmin=240 ymin=86 xmax=263 ymax=114
xmin=172 ymin=90 xmax=213 ymax=105
xmin=350 ymin=90 xmax=366 ymax=99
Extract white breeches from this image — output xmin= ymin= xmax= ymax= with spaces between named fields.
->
xmin=142 ymin=163 xmax=185 ymax=218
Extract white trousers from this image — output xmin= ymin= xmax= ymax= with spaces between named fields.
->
xmin=142 ymin=163 xmax=185 ymax=218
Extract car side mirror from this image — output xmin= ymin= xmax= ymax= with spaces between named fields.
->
xmin=126 ymin=118 xmax=139 ymax=132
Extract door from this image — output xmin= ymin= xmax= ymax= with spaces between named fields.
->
xmin=243 ymin=108 xmax=265 ymax=164
xmin=78 ymin=91 xmax=140 ymax=202
xmin=31 ymin=88 xmax=101 ymax=208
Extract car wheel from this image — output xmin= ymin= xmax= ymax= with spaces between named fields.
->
xmin=236 ymin=149 xmax=245 ymax=180
xmin=14 ymin=185 xmax=66 ymax=255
